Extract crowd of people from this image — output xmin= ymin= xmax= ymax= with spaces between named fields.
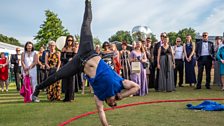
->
xmin=0 ymin=31 xmax=224 ymax=102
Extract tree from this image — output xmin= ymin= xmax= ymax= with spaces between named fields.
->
xmin=167 ymin=28 xmax=196 ymax=45
xmin=0 ymin=34 xmax=21 ymax=46
xmin=34 ymin=10 xmax=70 ymax=50
xmin=150 ymin=33 xmax=158 ymax=44
xmin=93 ymin=37 xmax=102 ymax=47
xmin=167 ymin=32 xmax=178 ymax=45
xmin=74 ymin=34 xmax=101 ymax=47
xmin=108 ymin=30 xmax=132 ymax=44
xmin=177 ymin=28 xmax=196 ymax=43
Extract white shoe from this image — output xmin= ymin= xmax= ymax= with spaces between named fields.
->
xmin=32 ymin=96 xmax=40 ymax=102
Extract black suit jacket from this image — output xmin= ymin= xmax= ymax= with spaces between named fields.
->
xmin=153 ymin=41 xmax=162 ymax=60
xmin=195 ymin=41 xmax=214 ymax=61
xmin=10 ymin=54 xmax=20 ymax=71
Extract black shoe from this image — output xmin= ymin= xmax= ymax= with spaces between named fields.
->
xmin=206 ymin=87 xmax=211 ymax=89
xmin=63 ymin=99 xmax=71 ymax=102
xmin=195 ymin=87 xmax=201 ymax=90
xmin=179 ymin=85 xmax=184 ymax=87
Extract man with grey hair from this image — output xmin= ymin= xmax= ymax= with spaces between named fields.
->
xmin=173 ymin=37 xmax=184 ymax=87
xmin=195 ymin=32 xmax=214 ymax=89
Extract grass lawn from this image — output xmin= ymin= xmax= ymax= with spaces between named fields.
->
xmin=0 ymin=83 xmax=224 ymax=126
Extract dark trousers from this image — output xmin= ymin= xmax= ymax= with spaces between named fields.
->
xmin=14 ymin=66 xmax=22 ymax=91
xmin=74 ymin=73 xmax=82 ymax=92
xmin=153 ymin=60 xmax=159 ymax=91
xmin=174 ymin=59 xmax=183 ymax=87
xmin=64 ymin=76 xmax=74 ymax=101
xmin=33 ymin=1 xmax=93 ymax=97
xmin=148 ymin=62 xmax=155 ymax=88
xmin=197 ymin=56 xmax=212 ymax=88
xmin=37 ymin=66 xmax=45 ymax=85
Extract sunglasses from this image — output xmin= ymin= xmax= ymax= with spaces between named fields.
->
xmin=203 ymin=35 xmax=208 ymax=37
xmin=68 ymin=39 xmax=73 ymax=41
xmin=177 ymin=41 xmax=181 ymax=42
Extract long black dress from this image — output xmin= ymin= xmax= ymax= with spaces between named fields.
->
xmin=184 ymin=43 xmax=196 ymax=84
xmin=61 ymin=51 xmax=75 ymax=101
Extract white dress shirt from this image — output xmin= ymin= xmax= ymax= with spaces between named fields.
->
xmin=174 ymin=46 xmax=183 ymax=59
xmin=201 ymin=42 xmax=209 ymax=56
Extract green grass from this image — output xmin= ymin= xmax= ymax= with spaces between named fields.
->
xmin=0 ymin=83 xmax=224 ymax=126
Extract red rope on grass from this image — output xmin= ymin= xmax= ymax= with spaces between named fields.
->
xmin=58 ymin=98 xmax=224 ymax=126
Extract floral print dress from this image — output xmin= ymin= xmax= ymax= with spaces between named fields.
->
xmin=47 ymin=51 xmax=61 ymax=101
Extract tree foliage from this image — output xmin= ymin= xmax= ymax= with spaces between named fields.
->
xmin=0 ymin=34 xmax=21 ymax=46
xmin=108 ymin=30 xmax=158 ymax=44
xmin=108 ymin=31 xmax=132 ymax=44
xmin=177 ymin=28 xmax=196 ymax=43
xmin=150 ymin=33 xmax=158 ymax=43
xmin=34 ymin=10 xmax=70 ymax=50
xmin=167 ymin=27 xmax=196 ymax=45
xmin=93 ymin=37 xmax=102 ymax=46
xmin=74 ymin=34 xmax=101 ymax=47
xmin=167 ymin=32 xmax=178 ymax=45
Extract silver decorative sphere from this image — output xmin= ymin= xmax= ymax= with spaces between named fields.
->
xmin=132 ymin=26 xmax=152 ymax=42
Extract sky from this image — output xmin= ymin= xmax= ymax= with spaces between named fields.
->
xmin=0 ymin=0 xmax=224 ymax=44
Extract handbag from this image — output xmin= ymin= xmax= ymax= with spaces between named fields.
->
xmin=142 ymin=62 xmax=149 ymax=69
xmin=131 ymin=62 xmax=141 ymax=73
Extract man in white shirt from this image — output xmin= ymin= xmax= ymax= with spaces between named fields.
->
xmin=173 ymin=37 xmax=184 ymax=87
xmin=10 ymin=48 xmax=22 ymax=91
xmin=195 ymin=32 xmax=214 ymax=89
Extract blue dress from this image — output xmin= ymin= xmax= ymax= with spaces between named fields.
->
xmin=86 ymin=59 xmax=124 ymax=101
xmin=216 ymin=46 xmax=224 ymax=75
xmin=187 ymin=100 xmax=224 ymax=111
xmin=185 ymin=43 xmax=196 ymax=84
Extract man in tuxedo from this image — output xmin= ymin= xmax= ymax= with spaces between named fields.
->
xmin=11 ymin=48 xmax=22 ymax=91
xmin=153 ymin=32 xmax=166 ymax=91
xmin=195 ymin=32 xmax=214 ymax=89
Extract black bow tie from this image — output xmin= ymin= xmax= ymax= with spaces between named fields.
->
xmin=203 ymin=41 xmax=208 ymax=43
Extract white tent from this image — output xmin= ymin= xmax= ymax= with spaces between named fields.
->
xmin=0 ymin=41 xmax=24 ymax=55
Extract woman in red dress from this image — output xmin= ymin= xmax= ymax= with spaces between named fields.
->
xmin=0 ymin=52 xmax=9 ymax=92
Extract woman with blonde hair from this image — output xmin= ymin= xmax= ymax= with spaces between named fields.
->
xmin=157 ymin=37 xmax=175 ymax=92
xmin=130 ymin=40 xmax=148 ymax=96
xmin=183 ymin=34 xmax=196 ymax=86
xmin=110 ymin=43 xmax=121 ymax=74
xmin=45 ymin=40 xmax=61 ymax=101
